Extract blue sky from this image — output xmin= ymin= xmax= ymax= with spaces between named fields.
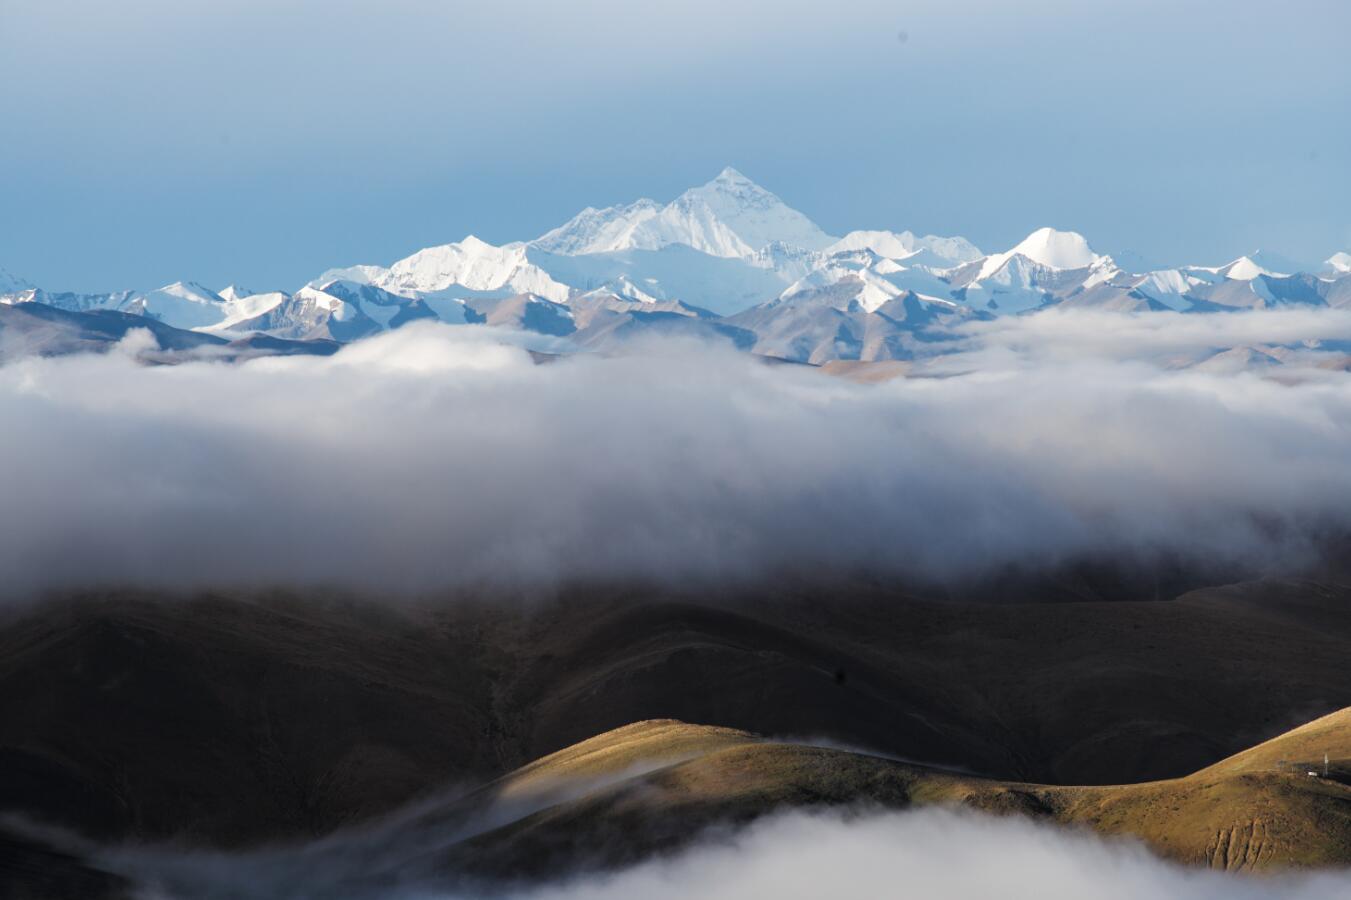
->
xmin=3 ymin=0 xmax=1349 ymax=292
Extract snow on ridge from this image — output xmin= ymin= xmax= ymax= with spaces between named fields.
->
xmin=377 ymin=236 xmax=571 ymax=303
xmin=200 ymin=290 xmax=291 ymax=333
xmin=532 ymin=199 xmax=663 ymax=255
xmin=828 ymin=230 xmax=983 ymax=267
xmin=530 ymin=168 xmax=836 ymax=259
xmin=307 ymin=264 xmax=391 ymax=289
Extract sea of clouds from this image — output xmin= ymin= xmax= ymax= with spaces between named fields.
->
xmin=2 ymin=309 xmax=1351 ymax=596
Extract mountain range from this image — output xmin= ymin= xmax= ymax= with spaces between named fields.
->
xmin=5 ymin=167 xmax=1351 ymax=366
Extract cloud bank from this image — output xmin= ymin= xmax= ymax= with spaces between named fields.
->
xmin=493 ymin=808 xmax=1351 ymax=900
xmin=103 ymin=807 xmax=1351 ymax=900
xmin=2 ymin=313 xmax=1351 ymax=597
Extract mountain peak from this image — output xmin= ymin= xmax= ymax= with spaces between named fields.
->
xmin=713 ymin=166 xmax=752 ymax=185
xmin=975 ymin=227 xmax=1101 ymax=281
xmin=828 ymin=231 xmax=984 ymax=267
xmin=1221 ymin=255 xmax=1282 ymax=281
xmin=693 ymin=167 xmax=774 ymax=202
xmin=1010 ymin=227 xmax=1098 ymax=269
xmin=218 ymin=284 xmax=256 ymax=303
xmin=532 ymin=169 xmax=835 ymax=258
xmin=153 ymin=281 xmax=224 ymax=301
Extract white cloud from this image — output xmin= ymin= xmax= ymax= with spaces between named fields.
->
xmin=104 ymin=806 xmax=1351 ymax=899
xmin=945 ymin=307 xmax=1351 ymax=367
xmin=1 ymin=315 xmax=1350 ymax=597
xmin=491 ymin=808 xmax=1351 ymax=900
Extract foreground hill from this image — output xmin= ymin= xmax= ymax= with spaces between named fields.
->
xmin=65 ymin=715 xmax=1351 ymax=896
xmin=442 ymin=714 xmax=1351 ymax=879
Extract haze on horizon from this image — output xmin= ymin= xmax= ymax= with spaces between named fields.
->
xmin=3 ymin=0 xmax=1349 ymax=293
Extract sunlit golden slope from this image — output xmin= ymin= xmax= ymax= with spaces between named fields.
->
xmin=447 ymin=712 xmax=1351 ymax=875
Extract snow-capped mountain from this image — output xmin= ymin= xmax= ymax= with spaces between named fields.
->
xmin=974 ymin=227 xmax=1104 ymax=281
xmin=120 ymin=282 xmax=231 ymax=330
xmin=379 ymin=236 xmax=571 ymax=303
xmin=530 ymin=244 xmax=790 ymax=316
xmin=6 ymin=168 xmax=1351 ymax=366
xmin=530 ymin=200 xmax=664 ymax=256
xmin=826 ymin=231 xmax=983 ymax=268
xmin=0 ymin=281 xmax=226 ymax=325
xmin=1202 ymin=252 xmax=1292 ymax=282
xmin=533 ymin=167 xmax=837 ymax=258
xmin=938 ymin=228 xmax=1116 ymax=314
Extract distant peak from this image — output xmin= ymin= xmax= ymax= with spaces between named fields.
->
xmin=1221 ymin=254 xmax=1284 ymax=281
xmin=156 ymin=280 xmax=217 ymax=295
xmin=973 ymin=227 xmax=1100 ymax=281
xmin=701 ymin=167 xmax=771 ymax=196
xmin=218 ymin=284 xmax=257 ymax=302
xmin=1009 ymin=227 xmax=1097 ymax=268
xmin=1017 ymin=226 xmax=1090 ymax=246
xmin=714 ymin=166 xmax=750 ymax=183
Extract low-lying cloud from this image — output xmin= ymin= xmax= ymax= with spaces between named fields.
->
xmin=102 ymin=807 xmax=1351 ymax=899
xmin=492 ymin=808 xmax=1351 ymax=900
xmin=2 ymin=312 xmax=1351 ymax=596
xmin=949 ymin=306 xmax=1351 ymax=365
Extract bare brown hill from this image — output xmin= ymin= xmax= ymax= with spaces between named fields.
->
xmin=448 ymin=714 xmax=1351 ymax=878
xmin=3 ymin=579 xmax=1351 ymax=850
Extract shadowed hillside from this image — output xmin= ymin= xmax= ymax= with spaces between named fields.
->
xmin=2 ymin=580 xmax=1351 ymax=841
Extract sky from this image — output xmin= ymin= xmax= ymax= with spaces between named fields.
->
xmin=2 ymin=0 xmax=1349 ymax=293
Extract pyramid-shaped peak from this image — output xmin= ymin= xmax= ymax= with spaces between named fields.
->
xmin=974 ymin=227 xmax=1101 ymax=280
xmin=535 ymin=167 xmax=835 ymax=258
xmin=701 ymin=167 xmax=773 ymax=196
xmin=1221 ymin=255 xmax=1281 ymax=281
xmin=1009 ymin=227 xmax=1098 ymax=270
